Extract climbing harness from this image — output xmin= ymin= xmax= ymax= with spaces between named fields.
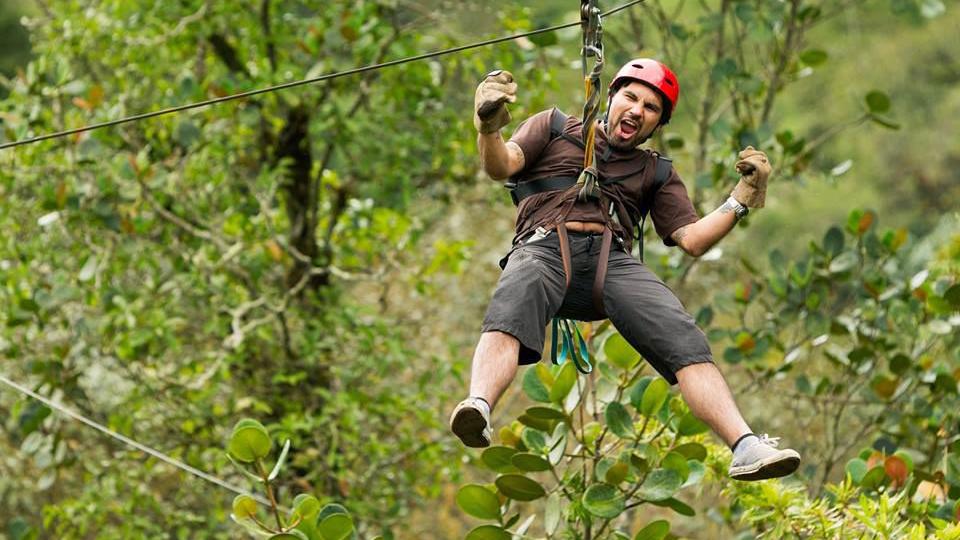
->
xmin=505 ymin=2 xmax=673 ymax=375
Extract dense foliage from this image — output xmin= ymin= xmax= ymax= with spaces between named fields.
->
xmin=0 ymin=1 xmax=956 ymax=539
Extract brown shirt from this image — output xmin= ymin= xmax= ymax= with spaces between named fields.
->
xmin=508 ymin=109 xmax=698 ymax=248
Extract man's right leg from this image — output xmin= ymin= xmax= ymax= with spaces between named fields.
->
xmin=469 ymin=331 xmax=520 ymax=408
xmin=450 ymin=331 xmax=521 ymax=448
xmin=451 ymin=235 xmax=567 ymax=448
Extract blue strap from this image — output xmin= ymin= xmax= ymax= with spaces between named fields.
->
xmin=550 ymin=318 xmax=593 ymax=374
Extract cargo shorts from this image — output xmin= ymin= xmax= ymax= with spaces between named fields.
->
xmin=481 ymin=230 xmax=713 ymax=384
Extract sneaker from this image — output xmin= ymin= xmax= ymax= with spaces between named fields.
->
xmin=449 ymin=397 xmax=492 ymax=448
xmin=729 ymin=434 xmax=801 ymax=481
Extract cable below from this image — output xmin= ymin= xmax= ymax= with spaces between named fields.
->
xmin=0 ymin=372 xmax=274 ymax=507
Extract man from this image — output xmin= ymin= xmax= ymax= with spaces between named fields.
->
xmin=450 ymin=59 xmax=800 ymax=481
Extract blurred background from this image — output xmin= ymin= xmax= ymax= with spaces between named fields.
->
xmin=1 ymin=1 xmax=957 ymax=538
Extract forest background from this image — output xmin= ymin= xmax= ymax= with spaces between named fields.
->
xmin=0 ymin=0 xmax=958 ymax=539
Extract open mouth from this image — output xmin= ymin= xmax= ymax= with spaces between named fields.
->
xmin=618 ymin=118 xmax=639 ymax=138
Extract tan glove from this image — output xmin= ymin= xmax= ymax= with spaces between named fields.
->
xmin=474 ymin=70 xmax=517 ymax=134
xmin=731 ymin=146 xmax=773 ymax=208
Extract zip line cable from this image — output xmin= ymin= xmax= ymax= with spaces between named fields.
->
xmin=0 ymin=0 xmax=644 ymax=151
xmin=0 ymin=372 xmax=273 ymax=507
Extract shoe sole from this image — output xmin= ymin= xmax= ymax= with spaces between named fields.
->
xmin=730 ymin=451 xmax=801 ymax=481
xmin=450 ymin=406 xmax=491 ymax=448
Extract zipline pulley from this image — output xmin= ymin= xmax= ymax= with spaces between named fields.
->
xmin=576 ymin=0 xmax=604 ymax=202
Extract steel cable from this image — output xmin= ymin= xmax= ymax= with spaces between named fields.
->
xmin=0 ymin=0 xmax=644 ymax=151
xmin=0 ymin=372 xmax=273 ymax=507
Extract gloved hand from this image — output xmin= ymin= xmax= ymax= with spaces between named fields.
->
xmin=731 ymin=146 xmax=772 ymax=208
xmin=474 ymin=70 xmax=517 ymax=134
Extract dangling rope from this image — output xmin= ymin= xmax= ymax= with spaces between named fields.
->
xmin=575 ymin=0 xmax=604 ymax=202
xmin=550 ymin=0 xmax=606 ymax=375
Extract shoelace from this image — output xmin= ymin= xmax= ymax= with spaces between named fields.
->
xmin=757 ymin=434 xmax=781 ymax=447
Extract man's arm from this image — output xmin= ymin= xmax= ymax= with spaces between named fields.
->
xmin=478 ymin=133 xmax=525 ymax=181
xmin=473 ymin=70 xmax=524 ymax=181
xmin=671 ymin=146 xmax=772 ymax=257
xmin=670 ymin=198 xmax=742 ymax=257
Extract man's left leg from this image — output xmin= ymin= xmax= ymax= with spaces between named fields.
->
xmin=677 ymin=362 xmax=800 ymax=481
xmin=601 ymin=250 xmax=799 ymax=481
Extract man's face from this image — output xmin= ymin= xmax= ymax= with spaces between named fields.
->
xmin=605 ymin=81 xmax=664 ymax=151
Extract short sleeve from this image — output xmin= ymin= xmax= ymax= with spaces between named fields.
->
xmin=507 ymin=109 xmax=554 ymax=173
xmin=650 ymin=167 xmax=699 ymax=246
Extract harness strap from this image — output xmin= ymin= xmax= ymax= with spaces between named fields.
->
xmin=508 ymin=176 xmax=579 ymax=206
xmin=556 ymin=223 xmax=573 ymax=290
xmin=592 ymin=227 xmax=613 ymax=316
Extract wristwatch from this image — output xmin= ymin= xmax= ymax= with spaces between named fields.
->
xmin=726 ymin=196 xmax=749 ymax=220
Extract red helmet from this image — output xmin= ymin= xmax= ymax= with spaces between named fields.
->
xmin=609 ymin=58 xmax=680 ymax=124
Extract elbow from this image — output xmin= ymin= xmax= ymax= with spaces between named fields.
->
xmin=483 ymin=164 xmax=511 ymax=181
xmin=682 ymin=240 xmax=707 ymax=258
xmin=486 ymin=169 xmax=509 ymax=181
xmin=686 ymin=246 xmax=706 ymax=258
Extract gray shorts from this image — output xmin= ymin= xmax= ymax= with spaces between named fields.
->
xmin=481 ymin=231 xmax=713 ymax=384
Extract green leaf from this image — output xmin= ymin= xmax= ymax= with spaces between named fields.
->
xmin=605 ymin=462 xmax=629 ymax=485
xmin=582 ymin=421 xmax=603 ymax=445
xmin=545 ymin=493 xmax=562 ymax=535
xmin=517 ymin=414 xmax=554 ymax=432
xmin=944 ymin=284 xmax=960 ymax=309
xmin=676 ymin=413 xmax=709 ymax=437
xmin=637 ymin=468 xmax=682 ymax=501
xmin=522 ymin=367 xmax=551 ymax=402
xmin=582 ymin=483 xmax=625 ymax=519
xmin=270 ymin=531 xmax=309 ymax=540
xmin=865 ymin=90 xmax=891 ymax=113
xmin=605 ymin=401 xmax=634 ymax=438
xmin=456 ymin=484 xmax=501 ymax=520
xmin=465 ymin=525 xmax=511 ymax=540
xmin=640 ymin=379 xmax=669 ymax=416
xmin=889 ymin=354 xmax=911 ymax=375
xmin=799 ymin=49 xmax=828 ymax=66
xmin=525 ymin=406 xmax=566 ymax=421
xmin=292 ymin=495 xmax=321 ymax=521
xmin=550 ymin=361 xmax=577 ymax=403
xmin=604 ymin=332 xmax=640 ymax=369
xmin=232 ymin=495 xmax=258 ymax=519
xmin=823 ymin=226 xmax=844 ymax=256
xmin=227 ymin=419 xmax=272 ymax=463
xmin=829 ymin=252 xmax=858 ymax=274
xmin=511 ymin=453 xmax=551 ymax=472
xmin=629 ymin=377 xmax=653 ymax=409
xmin=682 ymin=460 xmax=706 ymax=488
xmin=661 ymin=452 xmax=690 ymax=482
xmin=495 ymin=474 xmax=546 ymax=501
xmin=673 ymin=442 xmax=707 ymax=462
xmin=481 ymin=447 xmax=519 ymax=473
xmin=860 ymin=465 xmax=888 ymax=490
xmin=521 ymin=428 xmax=547 ymax=453
xmin=650 ymin=496 xmax=696 ymax=516
xmin=316 ymin=513 xmax=353 ymax=540
xmin=634 ymin=520 xmax=670 ymax=540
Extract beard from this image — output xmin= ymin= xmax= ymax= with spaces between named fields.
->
xmin=605 ymin=113 xmax=654 ymax=151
